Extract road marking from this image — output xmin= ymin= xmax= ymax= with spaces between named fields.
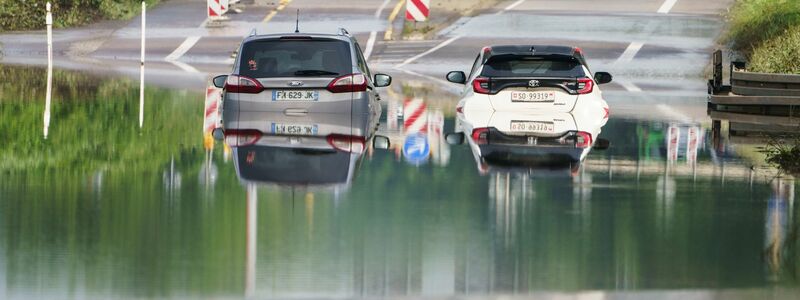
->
xmin=657 ymin=0 xmax=678 ymax=14
xmin=165 ymin=36 xmax=201 ymax=61
xmin=363 ymin=31 xmax=378 ymax=60
xmin=496 ymin=0 xmax=525 ymax=15
xmin=617 ymin=79 xmax=642 ymax=92
xmin=375 ymin=0 xmax=392 ymax=18
xmin=395 ymin=34 xmax=463 ymax=68
xmin=393 ymin=67 xmax=461 ymax=94
xmin=616 ymin=41 xmax=643 ymax=64
xmin=263 ymin=0 xmax=291 ymax=23
xmin=384 ymin=0 xmax=406 ymax=40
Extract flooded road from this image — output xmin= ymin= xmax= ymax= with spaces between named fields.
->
xmin=0 ymin=65 xmax=797 ymax=299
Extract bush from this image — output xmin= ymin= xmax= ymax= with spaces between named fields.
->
xmin=765 ymin=136 xmax=800 ymax=176
xmin=0 ymin=0 xmax=159 ymax=32
xmin=726 ymin=0 xmax=800 ymax=54
xmin=749 ymin=26 xmax=800 ymax=74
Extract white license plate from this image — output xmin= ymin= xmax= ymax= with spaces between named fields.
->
xmin=509 ymin=121 xmax=555 ymax=133
xmin=510 ymin=91 xmax=556 ymax=102
xmin=272 ymin=90 xmax=319 ymax=101
xmin=271 ymin=123 xmax=318 ymax=135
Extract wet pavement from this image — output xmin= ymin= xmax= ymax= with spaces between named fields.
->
xmin=1 ymin=0 xmax=799 ymax=299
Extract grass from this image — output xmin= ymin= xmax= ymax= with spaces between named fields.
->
xmin=0 ymin=0 xmax=160 ymax=32
xmin=725 ymin=0 xmax=800 ymax=74
xmin=765 ymin=136 xmax=800 ymax=176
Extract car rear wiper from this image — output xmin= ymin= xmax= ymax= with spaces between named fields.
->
xmin=294 ymin=70 xmax=339 ymax=76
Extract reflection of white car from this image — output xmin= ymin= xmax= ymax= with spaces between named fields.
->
xmin=448 ymin=96 xmax=609 ymax=175
xmin=221 ymin=111 xmax=388 ymax=188
xmin=446 ymin=45 xmax=612 ymax=114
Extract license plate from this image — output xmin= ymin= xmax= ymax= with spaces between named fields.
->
xmin=271 ymin=123 xmax=318 ymax=135
xmin=510 ymin=91 xmax=556 ymax=102
xmin=272 ymin=90 xmax=319 ymax=101
xmin=509 ymin=121 xmax=555 ymax=133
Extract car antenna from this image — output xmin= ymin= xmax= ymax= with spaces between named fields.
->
xmin=294 ymin=9 xmax=300 ymax=33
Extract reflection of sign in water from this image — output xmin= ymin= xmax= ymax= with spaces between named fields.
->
xmin=403 ymin=133 xmax=430 ymax=163
xmin=686 ymin=127 xmax=699 ymax=165
xmin=667 ymin=125 xmax=680 ymax=163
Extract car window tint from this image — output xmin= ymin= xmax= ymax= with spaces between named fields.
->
xmin=239 ymin=39 xmax=351 ymax=78
xmin=481 ymin=57 xmax=585 ymax=77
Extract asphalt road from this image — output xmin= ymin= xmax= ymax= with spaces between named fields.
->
xmin=0 ymin=0 xmax=734 ymax=121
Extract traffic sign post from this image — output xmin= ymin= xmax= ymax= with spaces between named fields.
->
xmin=405 ymin=0 xmax=430 ymax=22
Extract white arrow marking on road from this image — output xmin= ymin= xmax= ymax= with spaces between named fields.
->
xmin=657 ymin=0 xmax=679 ymax=14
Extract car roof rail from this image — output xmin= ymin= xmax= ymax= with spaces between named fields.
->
xmin=337 ymin=28 xmax=350 ymax=36
xmin=249 ymin=28 xmax=257 ymax=37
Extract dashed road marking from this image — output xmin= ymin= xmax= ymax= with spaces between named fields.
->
xmin=657 ymin=0 xmax=679 ymax=14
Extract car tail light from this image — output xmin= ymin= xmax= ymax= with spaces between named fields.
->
xmin=472 ymin=77 xmax=490 ymax=94
xmin=575 ymin=131 xmax=592 ymax=148
xmin=327 ymin=134 xmax=366 ymax=153
xmin=224 ymin=75 xmax=264 ymax=94
xmin=327 ymin=74 xmax=367 ymax=93
xmin=224 ymin=129 xmax=262 ymax=147
xmin=471 ymin=128 xmax=489 ymax=144
xmin=577 ymin=78 xmax=594 ymax=94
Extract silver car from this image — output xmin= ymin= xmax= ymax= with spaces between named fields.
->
xmin=212 ymin=28 xmax=391 ymax=124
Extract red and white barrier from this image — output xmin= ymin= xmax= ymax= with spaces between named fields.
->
xmin=208 ymin=0 xmax=228 ymax=18
xmin=403 ymin=97 xmax=428 ymax=134
xmin=204 ymin=87 xmax=221 ymax=134
xmin=405 ymin=0 xmax=430 ymax=22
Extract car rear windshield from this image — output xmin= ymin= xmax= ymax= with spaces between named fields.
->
xmin=481 ymin=55 xmax=585 ymax=78
xmin=239 ymin=39 xmax=352 ymax=78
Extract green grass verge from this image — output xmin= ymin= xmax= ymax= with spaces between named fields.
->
xmin=0 ymin=0 xmax=160 ymax=32
xmin=725 ymin=0 xmax=800 ymax=73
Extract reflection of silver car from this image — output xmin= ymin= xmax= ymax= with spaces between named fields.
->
xmin=212 ymin=29 xmax=390 ymax=118
xmin=224 ymin=111 xmax=387 ymax=187
xmin=447 ymin=98 xmax=609 ymax=175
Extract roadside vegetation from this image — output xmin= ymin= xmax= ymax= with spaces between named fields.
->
xmin=725 ymin=0 xmax=800 ymax=74
xmin=0 ymin=0 xmax=159 ymax=32
xmin=765 ymin=136 xmax=800 ymax=176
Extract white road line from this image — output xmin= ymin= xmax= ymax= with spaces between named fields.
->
xmin=393 ymin=67 xmax=461 ymax=94
xmin=169 ymin=60 xmax=202 ymax=73
xmin=395 ymin=34 xmax=463 ymax=68
xmin=657 ymin=0 xmax=679 ymax=14
xmin=375 ymin=0 xmax=392 ymax=18
xmin=617 ymin=79 xmax=643 ymax=92
xmin=165 ymin=36 xmax=201 ymax=61
xmin=616 ymin=42 xmax=644 ymax=64
xmin=363 ymin=31 xmax=378 ymax=61
xmin=496 ymin=0 xmax=525 ymax=15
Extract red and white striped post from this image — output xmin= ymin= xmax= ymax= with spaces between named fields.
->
xmin=208 ymin=0 xmax=226 ymax=18
xmin=405 ymin=0 xmax=430 ymax=22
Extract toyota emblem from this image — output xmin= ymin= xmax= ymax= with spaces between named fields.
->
xmin=528 ymin=80 xmax=540 ymax=87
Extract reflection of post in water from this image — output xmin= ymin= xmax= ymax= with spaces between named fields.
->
xmin=764 ymin=177 xmax=795 ymax=279
xmin=245 ymin=184 xmax=257 ymax=298
xmin=43 ymin=2 xmax=53 ymax=139
xmin=138 ymin=1 xmax=146 ymax=128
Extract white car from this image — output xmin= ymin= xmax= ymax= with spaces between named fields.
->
xmin=447 ymin=89 xmax=610 ymax=175
xmin=445 ymin=45 xmax=612 ymax=114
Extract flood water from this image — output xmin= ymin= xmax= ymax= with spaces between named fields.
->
xmin=0 ymin=66 xmax=798 ymax=299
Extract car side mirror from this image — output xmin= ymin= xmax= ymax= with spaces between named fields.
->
xmin=374 ymin=74 xmax=392 ymax=87
xmin=593 ymin=138 xmax=610 ymax=150
xmin=373 ymin=135 xmax=391 ymax=150
xmin=445 ymin=132 xmax=465 ymax=145
xmin=212 ymin=128 xmax=225 ymax=141
xmin=212 ymin=75 xmax=228 ymax=88
xmin=446 ymin=71 xmax=466 ymax=84
xmin=594 ymin=72 xmax=612 ymax=84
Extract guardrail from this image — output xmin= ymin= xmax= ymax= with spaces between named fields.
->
xmin=708 ymin=50 xmax=800 ymax=106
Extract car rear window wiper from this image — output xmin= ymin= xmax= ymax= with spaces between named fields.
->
xmin=294 ymin=70 xmax=339 ymax=76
